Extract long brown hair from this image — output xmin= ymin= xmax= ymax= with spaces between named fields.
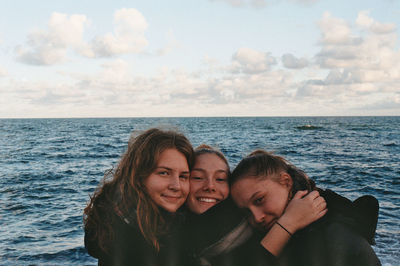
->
xmin=230 ymin=150 xmax=315 ymax=197
xmin=83 ymin=128 xmax=194 ymax=252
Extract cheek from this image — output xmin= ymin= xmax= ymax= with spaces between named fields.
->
xmin=182 ymin=181 xmax=190 ymax=197
xmin=189 ymin=181 xmax=205 ymax=195
xmin=218 ymin=184 xmax=230 ymax=198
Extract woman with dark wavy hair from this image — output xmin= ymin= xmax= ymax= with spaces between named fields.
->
xmin=230 ymin=150 xmax=381 ymax=266
xmin=83 ymin=128 xmax=195 ymax=265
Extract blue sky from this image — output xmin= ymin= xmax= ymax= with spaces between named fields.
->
xmin=1 ymin=0 xmax=399 ymax=117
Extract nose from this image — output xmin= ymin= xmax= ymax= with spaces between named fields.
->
xmin=203 ymin=177 xmax=216 ymax=192
xmin=250 ymin=208 xmax=265 ymax=224
xmin=168 ymin=174 xmax=181 ymax=191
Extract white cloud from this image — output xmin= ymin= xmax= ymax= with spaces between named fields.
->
xmin=87 ymin=8 xmax=148 ymax=57
xmin=318 ymin=12 xmax=360 ymax=45
xmin=3 ymin=11 xmax=399 ymax=117
xmin=15 ymin=12 xmax=88 ymax=65
xmin=282 ymin=53 xmax=309 ymax=69
xmin=210 ymin=0 xmax=318 ymax=8
xmin=315 ymin=11 xmax=400 ymax=88
xmin=230 ymin=47 xmax=277 ymax=74
xmin=156 ymin=30 xmax=180 ymax=56
xmin=356 ymin=10 xmax=396 ymax=34
xmin=289 ymin=11 xmax=400 ymax=113
xmin=15 ymin=9 xmax=149 ymax=64
xmin=0 ymin=66 xmax=8 ymax=77
xmin=210 ymin=0 xmax=266 ymax=8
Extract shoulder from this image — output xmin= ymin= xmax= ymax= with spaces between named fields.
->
xmin=321 ymin=189 xmax=379 ymax=244
xmin=322 ymin=222 xmax=381 ymax=265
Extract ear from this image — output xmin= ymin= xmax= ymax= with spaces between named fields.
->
xmin=279 ymin=172 xmax=293 ymax=190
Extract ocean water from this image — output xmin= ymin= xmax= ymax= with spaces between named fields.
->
xmin=0 ymin=117 xmax=399 ymax=265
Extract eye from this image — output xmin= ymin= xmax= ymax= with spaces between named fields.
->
xmin=216 ymin=177 xmax=227 ymax=182
xmin=190 ymin=176 xmax=204 ymax=181
xmin=254 ymin=196 xmax=264 ymax=206
xmin=180 ymin=174 xmax=189 ymax=180
xmin=158 ymin=171 xmax=169 ymax=176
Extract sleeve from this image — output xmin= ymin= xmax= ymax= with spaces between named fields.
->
xmin=325 ymin=222 xmax=381 ymax=266
xmin=84 ymin=226 xmax=101 ymax=259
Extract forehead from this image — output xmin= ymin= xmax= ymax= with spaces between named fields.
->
xmin=193 ymin=153 xmax=228 ymax=170
xmin=157 ymin=148 xmax=188 ymax=169
xmin=231 ymin=177 xmax=261 ymax=205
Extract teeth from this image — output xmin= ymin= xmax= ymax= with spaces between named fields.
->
xmin=198 ymin=198 xmax=217 ymax=203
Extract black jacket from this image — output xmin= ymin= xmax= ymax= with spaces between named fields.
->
xmin=277 ymin=189 xmax=381 ymax=266
xmin=183 ymin=198 xmax=278 ymax=266
xmin=183 ymin=190 xmax=380 ymax=266
xmin=84 ymin=202 xmax=195 ymax=266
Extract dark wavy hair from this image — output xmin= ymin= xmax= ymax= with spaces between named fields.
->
xmin=83 ymin=128 xmax=194 ymax=253
xmin=230 ymin=150 xmax=315 ymax=197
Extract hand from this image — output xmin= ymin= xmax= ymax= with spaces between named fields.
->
xmin=278 ymin=190 xmax=327 ymax=234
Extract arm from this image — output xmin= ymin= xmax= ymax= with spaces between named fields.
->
xmin=260 ymin=190 xmax=327 ymax=256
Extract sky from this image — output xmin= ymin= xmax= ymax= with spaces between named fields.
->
xmin=0 ymin=0 xmax=399 ymax=118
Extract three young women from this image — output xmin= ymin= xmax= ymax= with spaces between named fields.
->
xmin=84 ymin=129 xmax=327 ymax=265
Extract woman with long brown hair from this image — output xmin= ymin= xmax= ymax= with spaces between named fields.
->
xmin=83 ymin=128 xmax=195 ymax=265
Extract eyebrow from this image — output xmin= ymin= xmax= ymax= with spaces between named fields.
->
xmin=249 ymin=191 xmax=261 ymax=202
xmin=156 ymin=166 xmax=190 ymax=174
xmin=191 ymin=168 xmax=228 ymax=174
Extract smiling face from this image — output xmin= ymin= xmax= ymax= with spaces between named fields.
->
xmin=231 ymin=173 xmax=292 ymax=232
xmin=144 ymin=148 xmax=190 ymax=213
xmin=186 ymin=153 xmax=229 ymax=214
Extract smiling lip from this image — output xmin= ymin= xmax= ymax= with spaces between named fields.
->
xmin=162 ymin=195 xmax=182 ymax=202
xmin=196 ymin=197 xmax=220 ymax=203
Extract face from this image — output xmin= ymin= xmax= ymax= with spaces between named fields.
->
xmin=231 ymin=173 xmax=291 ymax=232
xmin=144 ymin=148 xmax=190 ymax=213
xmin=186 ymin=153 xmax=229 ymax=214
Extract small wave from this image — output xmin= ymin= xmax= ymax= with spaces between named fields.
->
xmin=11 ymin=235 xmax=37 ymax=244
xmin=11 ymin=246 xmax=91 ymax=263
xmin=295 ymin=125 xmax=322 ymax=130
xmin=383 ymin=143 xmax=397 ymax=147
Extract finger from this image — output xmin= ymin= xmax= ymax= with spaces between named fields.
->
xmin=292 ymin=190 xmax=308 ymax=200
xmin=316 ymin=201 xmax=327 ymax=211
xmin=307 ymin=190 xmax=320 ymax=199
xmin=314 ymin=196 xmax=326 ymax=206
xmin=318 ymin=208 xmax=328 ymax=218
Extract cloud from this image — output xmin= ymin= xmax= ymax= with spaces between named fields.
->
xmin=15 ymin=12 xmax=89 ymax=65
xmin=315 ymin=11 xmax=400 ymax=88
xmin=156 ymin=30 xmax=180 ymax=56
xmin=318 ymin=12 xmax=360 ymax=45
xmin=15 ymin=9 xmax=149 ymax=65
xmin=0 ymin=66 xmax=8 ymax=77
xmin=210 ymin=0 xmax=266 ymax=8
xmin=3 ymin=11 xmax=399 ymax=117
xmin=87 ymin=8 xmax=149 ymax=57
xmin=282 ymin=53 xmax=309 ymax=69
xmin=356 ymin=10 xmax=396 ymax=34
xmin=210 ymin=0 xmax=318 ymax=8
xmin=230 ymin=48 xmax=277 ymax=74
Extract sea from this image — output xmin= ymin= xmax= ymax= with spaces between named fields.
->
xmin=0 ymin=117 xmax=399 ymax=265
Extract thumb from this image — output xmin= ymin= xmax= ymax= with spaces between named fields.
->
xmin=292 ymin=190 xmax=308 ymax=199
